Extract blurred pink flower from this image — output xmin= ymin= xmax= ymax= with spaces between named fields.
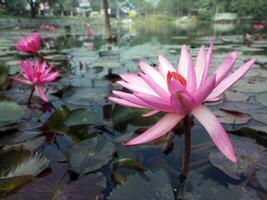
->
xmin=253 ymin=23 xmax=264 ymax=31
xmin=86 ymin=24 xmax=94 ymax=39
xmin=39 ymin=24 xmax=57 ymax=32
xmin=10 ymin=59 xmax=59 ymax=102
xmin=15 ymin=33 xmax=41 ymax=54
xmin=109 ymin=40 xmax=256 ymax=163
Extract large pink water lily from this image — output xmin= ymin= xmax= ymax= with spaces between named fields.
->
xmin=109 ymin=40 xmax=256 ymax=163
xmin=15 ymin=33 xmax=41 ymax=54
xmin=10 ymin=59 xmax=59 ymax=102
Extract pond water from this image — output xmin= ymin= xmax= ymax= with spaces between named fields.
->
xmin=0 ymin=19 xmax=267 ymax=200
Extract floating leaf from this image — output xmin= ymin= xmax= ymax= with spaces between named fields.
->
xmin=209 ymin=138 xmax=267 ymax=180
xmin=182 ymin=172 xmax=235 ymax=200
xmin=47 ymin=106 xmax=70 ymax=133
xmin=181 ymin=172 xmax=258 ymax=200
xmin=67 ymin=135 xmax=115 ymax=175
xmin=0 ymin=176 xmax=34 ymax=198
xmin=218 ymin=102 xmax=267 ymax=125
xmin=108 ymin=170 xmax=175 ymax=200
xmin=64 ymin=108 xmax=92 ymax=126
xmin=0 ymin=147 xmax=49 ymax=179
xmin=112 ymin=105 xmax=161 ymax=130
xmin=256 ymin=169 xmax=267 ymax=191
xmin=0 ymin=101 xmax=24 ymax=128
xmin=5 ymin=164 xmax=106 ymax=200
xmin=255 ymin=92 xmax=267 ymax=107
xmin=228 ymin=185 xmax=260 ymax=200
xmin=113 ymin=158 xmax=146 ymax=171
xmin=214 ymin=109 xmax=251 ymax=125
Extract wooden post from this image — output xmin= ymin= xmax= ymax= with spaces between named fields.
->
xmin=103 ymin=0 xmax=112 ymax=41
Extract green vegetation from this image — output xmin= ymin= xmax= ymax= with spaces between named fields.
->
xmin=2 ymin=0 xmax=267 ymax=20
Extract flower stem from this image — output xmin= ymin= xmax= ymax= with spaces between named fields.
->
xmin=27 ymin=87 xmax=34 ymax=105
xmin=180 ymin=115 xmax=191 ymax=183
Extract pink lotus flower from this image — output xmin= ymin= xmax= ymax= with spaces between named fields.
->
xmin=109 ymin=40 xmax=255 ymax=163
xmin=11 ymin=59 xmax=59 ymax=102
xmin=15 ymin=33 xmax=41 ymax=54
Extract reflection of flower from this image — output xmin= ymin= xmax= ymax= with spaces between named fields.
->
xmin=10 ymin=59 xmax=59 ymax=102
xmin=109 ymin=40 xmax=255 ymax=163
xmin=15 ymin=33 xmax=41 ymax=54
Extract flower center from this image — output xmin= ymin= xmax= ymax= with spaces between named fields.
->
xmin=167 ymin=71 xmax=187 ymax=88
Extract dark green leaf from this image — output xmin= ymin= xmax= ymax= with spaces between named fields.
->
xmin=113 ymin=158 xmax=146 ymax=171
xmin=67 ymin=135 xmax=115 ymax=175
xmin=47 ymin=106 xmax=70 ymax=133
xmin=0 ymin=101 xmax=24 ymax=128
xmin=64 ymin=108 xmax=92 ymax=126
xmin=108 ymin=170 xmax=175 ymax=200
xmin=0 ymin=146 xmax=49 ymax=179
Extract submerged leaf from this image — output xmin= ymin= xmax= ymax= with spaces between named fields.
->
xmin=209 ymin=138 xmax=267 ymax=180
xmin=67 ymin=135 xmax=115 ymax=175
xmin=108 ymin=170 xmax=175 ymax=200
xmin=0 ymin=147 xmax=49 ymax=179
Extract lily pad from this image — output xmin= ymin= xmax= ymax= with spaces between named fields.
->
xmin=183 ymin=172 xmax=236 ymax=200
xmin=213 ymin=109 xmax=251 ymax=125
xmin=108 ymin=170 xmax=175 ymax=200
xmin=64 ymin=108 xmax=93 ymax=126
xmin=228 ymin=185 xmax=260 ymax=200
xmin=0 ymin=176 xmax=34 ymax=198
xmin=47 ymin=106 xmax=70 ymax=133
xmin=0 ymin=101 xmax=24 ymax=128
xmin=67 ymin=135 xmax=115 ymax=175
xmin=256 ymin=169 xmax=267 ymax=191
xmin=218 ymin=102 xmax=267 ymax=125
xmin=0 ymin=147 xmax=49 ymax=179
xmin=255 ymin=92 xmax=267 ymax=107
xmin=209 ymin=138 xmax=267 ymax=180
xmin=5 ymin=164 xmax=106 ymax=200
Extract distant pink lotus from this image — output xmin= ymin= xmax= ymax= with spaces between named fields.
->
xmin=10 ymin=59 xmax=59 ymax=102
xmin=253 ymin=23 xmax=264 ymax=31
xmin=86 ymin=24 xmax=94 ymax=39
xmin=15 ymin=33 xmax=41 ymax=54
xmin=39 ymin=24 xmax=57 ymax=32
xmin=109 ymin=40 xmax=255 ymax=163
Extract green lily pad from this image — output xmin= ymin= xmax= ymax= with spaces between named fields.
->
xmin=67 ymin=135 xmax=115 ymax=175
xmin=64 ymin=108 xmax=92 ymax=126
xmin=108 ymin=170 xmax=175 ymax=200
xmin=113 ymin=158 xmax=146 ymax=171
xmin=0 ymin=101 xmax=24 ymax=128
xmin=0 ymin=147 xmax=49 ymax=179
xmin=47 ymin=106 xmax=70 ymax=133
xmin=4 ymin=164 xmax=106 ymax=200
